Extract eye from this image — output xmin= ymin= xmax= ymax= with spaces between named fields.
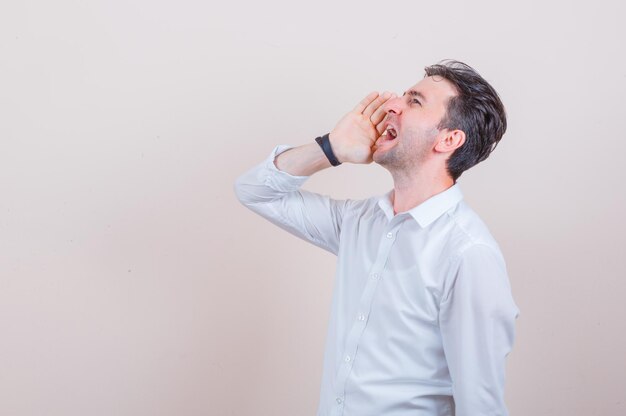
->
xmin=411 ymin=98 xmax=421 ymax=105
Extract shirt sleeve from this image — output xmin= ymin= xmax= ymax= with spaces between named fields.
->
xmin=233 ymin=145 xmax=350 ymax=255
xmin=439 ymin=243 xmax=520 ymax=416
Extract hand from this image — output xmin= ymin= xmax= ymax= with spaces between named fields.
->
xmin=329 ymin=91 xmax=395 ymax=164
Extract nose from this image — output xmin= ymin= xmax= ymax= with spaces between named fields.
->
xmin=383 ymin=95 xmax=403 ymax=115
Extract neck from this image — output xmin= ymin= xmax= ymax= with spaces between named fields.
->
xmin=389 ymin=164 xmax=454 ymax=214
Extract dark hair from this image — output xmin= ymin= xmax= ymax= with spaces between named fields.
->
xmin=424 ymin=60 xmax=507 ymax=181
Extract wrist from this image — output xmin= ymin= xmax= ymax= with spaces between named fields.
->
xmin=315 ymin=133 xmax=342 ymax=166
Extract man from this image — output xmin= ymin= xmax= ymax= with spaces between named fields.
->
xmin=235 ymin=60 xmax=520 ymax=416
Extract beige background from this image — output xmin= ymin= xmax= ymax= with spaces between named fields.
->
xmin=1 ymin=0 xmax=625 ymax=415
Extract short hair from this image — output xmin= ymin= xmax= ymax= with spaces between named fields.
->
xmin=424 ymin=60 xmax=507 ymax=181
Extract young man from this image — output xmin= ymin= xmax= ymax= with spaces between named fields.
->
xmin=235 ymin=60 xmax=520 ymax=416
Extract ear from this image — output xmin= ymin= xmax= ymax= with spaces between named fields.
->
xmin=434 ymin=129 xmax=465 ymax=154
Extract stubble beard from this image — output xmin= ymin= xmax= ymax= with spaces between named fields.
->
xmin=374 ymin=128 xmax=436 ymax=174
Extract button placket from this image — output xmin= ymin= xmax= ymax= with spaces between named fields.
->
xmin=331 ymin=222 xmax=401 ymax=414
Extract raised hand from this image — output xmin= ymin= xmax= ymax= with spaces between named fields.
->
xmin=329 ymin=91 xmax=395 ymax=164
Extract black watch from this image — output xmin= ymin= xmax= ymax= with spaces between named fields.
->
xmin=315 ymin=133 xmax=342 ymax=166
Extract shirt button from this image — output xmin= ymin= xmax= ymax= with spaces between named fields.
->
xmin=386 ymin=232 xmax=393 ymax=238
xmin=371 ymin=273 xmax=379 ymax=280
xmin=336 ymin=397 xmax=343 ymax=404
xmin=358 ymin=314 xmax=366 ymax=321
xmin=345 ymin=355 xmax=351 ymax=362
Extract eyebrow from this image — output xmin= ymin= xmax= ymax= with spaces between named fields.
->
xmin=403 ymin=90 xmax=428 ymax=104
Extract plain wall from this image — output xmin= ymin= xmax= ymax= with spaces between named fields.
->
xmin=1 ymin=0 xmax=625 ymax=415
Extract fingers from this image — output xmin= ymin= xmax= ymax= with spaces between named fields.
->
xmin=363 ymin=91 xmax=395 ymax=124
xmin=376 ymin=114 xmax=388 ymax=135
xmin=369 ymin=92 xmax=395 ymax=125
xmin=353 ymin=92 xmax=379 ymax=114
xmin=352 ymin=91 xmax=395 ymax=129
xmin=361 ymin=91 xmax=389 ymax=118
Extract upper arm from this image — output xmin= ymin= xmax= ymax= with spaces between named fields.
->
xmin=234 ymin=146 xmax=350 ymax=255
xmin=439 ymin=244 xmax=520 ymax=415
xmin=247 ymin=188 xmax=349 ymax=255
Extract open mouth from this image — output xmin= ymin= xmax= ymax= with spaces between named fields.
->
xmin=381 ymin=125 xmax=398 ymax=140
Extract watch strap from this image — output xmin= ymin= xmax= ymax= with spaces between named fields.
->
xmin=315 ymin=133 xmax=342 ymax=166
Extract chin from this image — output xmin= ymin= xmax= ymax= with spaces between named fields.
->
xmin=372 ymin=147 xmax=392 ymax=166
xmin=372 ymin=150 xmax=383 ymax=164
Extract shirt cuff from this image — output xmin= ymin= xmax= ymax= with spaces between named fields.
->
xmin=258 ymin=145 xmax=310 ymax=192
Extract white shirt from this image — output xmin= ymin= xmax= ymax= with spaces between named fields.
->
xmin=234 ymin=146 xmax=520 ymax=416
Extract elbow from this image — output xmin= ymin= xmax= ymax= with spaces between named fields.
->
xmin=233 ymin=171 xmax=266 ymax=208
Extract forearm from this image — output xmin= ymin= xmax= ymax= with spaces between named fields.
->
xmin=237 ymin=91 xmax=392 ymax=202
xmin=274 ymin=141 xmax=332 ymax=176
xmin=234 ymin=145 xmax=308 ymax=206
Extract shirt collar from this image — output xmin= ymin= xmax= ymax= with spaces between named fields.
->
xmin=377 ymin=184 xmax=464 ymax=227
